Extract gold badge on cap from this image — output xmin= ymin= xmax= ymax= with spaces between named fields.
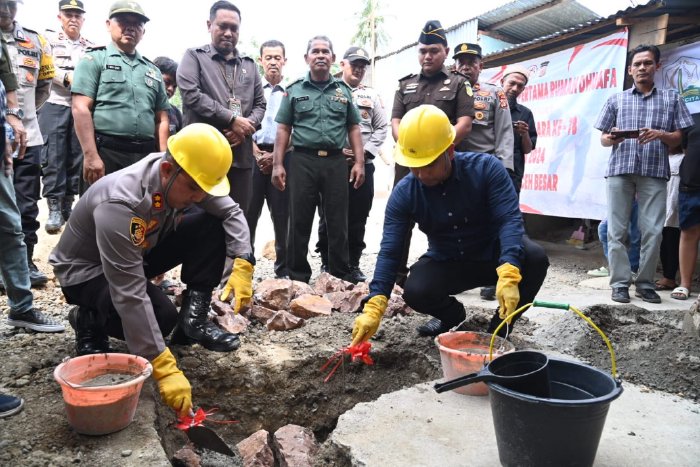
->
xmin=460 ymin=44 xmax=469 ymax=52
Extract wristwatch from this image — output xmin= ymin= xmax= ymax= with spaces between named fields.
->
xmin=6 ymin=108 xmax=24 ymax=119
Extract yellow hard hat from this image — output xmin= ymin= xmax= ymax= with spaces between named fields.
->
xmin=167 ymin=123 xmax=232 ymax=196
xmin=394 ymin=105 xmax=455 ymax=167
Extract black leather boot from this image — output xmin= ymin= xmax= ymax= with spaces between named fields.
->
xmin=61 ymin=195 xmax=75 ymax=222
xmin=45 ymin=198 xmax=64 ymax=234
xmin=68 ymin=306 xmax=111 ymax=355
xmin=26 ymin=246 xmax=48 ymax=287
xmin=172 ymin=290 xmax=240 ymax=352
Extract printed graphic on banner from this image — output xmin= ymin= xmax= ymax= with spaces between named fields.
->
xmin=482 ymin=29 xmax=629 ymax=220
xmin=655 ymin=41 xmax=700 ymax=114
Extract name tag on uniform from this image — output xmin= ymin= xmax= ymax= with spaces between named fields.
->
xmin=294 ymin=96 xmax=309 ymax=103
xmin=106 ymin=64 xmax=121 ymax=71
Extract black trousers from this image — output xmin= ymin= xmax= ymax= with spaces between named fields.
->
xmin=288 ymin=151 xmax=349 ymax=282
xmin=393 ymin=163 xmax=413 ymax=284
xmin=80 ymin=144 xmax=152 ymax=194
xmin=39 ymin=103 xmax=82 ymax=199
xmin=13 ymin=145 xmax=41 ymax=249
xmin=317 ymin=163 xmax=375 ymax=267
xmin=403 ymin=236 xmax=549 ymax=326
xmin=247 ymin=160 xmax=289 ymax=277
xmin=660 ymin=226 xmax=680 ymax=281
xmin=228 ymin=166 xmax=253 ymax=216
xmin=61 ymin=210 xmax=226 ymax=340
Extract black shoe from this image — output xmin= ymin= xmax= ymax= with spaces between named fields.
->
xmin=0 ymin=394 xmax=24 ymax=418
xmin=480 ymin=286 xmax=496 ymax=301
xmin=417 ymin=318 xmax=465 ymax=337
xmin=45 ymin=198 xmax=64 ymax=234
xmin=635 ymin=288 xmax=661 ymax=304
xmin=68 ymin=306 xmax=110 ymax=355
xmin=174 ymin=289 xmax=240 ymax=352
xmin=611 ymin=287 xmax=630 ymax=303
xmin=7 ymin=308 xmax=65 ymax=332
xmin=61 ymin=195 xmax=75 ymax=222
xmin=28 ymin=262 xmax=48 ymax=287
xmin=348 ymin=266 xmax=367 ymax=284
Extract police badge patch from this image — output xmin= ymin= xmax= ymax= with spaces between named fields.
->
xmin=130 ymin=217 xmax=147 ymax=246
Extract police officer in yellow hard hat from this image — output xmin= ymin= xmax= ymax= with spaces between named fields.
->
xmin=50 ymin=123 xmax=255 ymax=417
xmin=351 ymin=105 xmax=549 ymax=344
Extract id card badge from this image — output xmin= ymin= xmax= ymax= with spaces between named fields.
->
xmin=229 ymin=97 xmax=242 ymax=118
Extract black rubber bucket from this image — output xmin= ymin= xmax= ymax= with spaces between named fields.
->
xmin=489 ymin=358 xmax=623 ymax=467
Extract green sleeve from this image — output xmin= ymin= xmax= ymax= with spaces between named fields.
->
xmin=345 ymin=87 xmax=360 ymax=125
xmin=155 ymin=78 xmax=170 ymax=111
xmin=275 ymin=90 xmax=294 ymax=125
xmin=71 ymin=52 xmax=102 ymax=99
xmin=0 ymin=38 xmax=18 ymax=92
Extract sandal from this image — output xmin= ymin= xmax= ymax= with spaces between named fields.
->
xmin=655 ymin=280 xmax=678 ymax=291
xmin=671 ymin=286 xmax=690 ymax=300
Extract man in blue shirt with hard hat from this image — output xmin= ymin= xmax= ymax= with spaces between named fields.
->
xmin=352 ymin=105 xmax=549 ymax=343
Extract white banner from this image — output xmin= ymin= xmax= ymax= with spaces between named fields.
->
xmin=482 ymin=29 xmax=629 ymax=220
xmin=656 ymin=41 xmax=700 ymax=114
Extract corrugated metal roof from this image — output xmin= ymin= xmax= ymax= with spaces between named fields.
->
xmin=479 ymin=0 xmax=599 ymax=43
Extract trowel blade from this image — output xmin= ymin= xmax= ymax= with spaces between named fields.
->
xmin=186 ymin=425 xmax=235 ymax=457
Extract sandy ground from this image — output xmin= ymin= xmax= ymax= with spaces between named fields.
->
xmin=1 ymin=165 xmax=698 ymax=465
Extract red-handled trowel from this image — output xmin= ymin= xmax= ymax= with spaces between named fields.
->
xmin=186 ymin=425 xmax=235 ymax=457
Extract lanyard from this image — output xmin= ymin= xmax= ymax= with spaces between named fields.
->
xmin=218 ymin=60 xmax=239 ymax=98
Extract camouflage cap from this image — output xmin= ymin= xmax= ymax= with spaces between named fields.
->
xmin=59 ymin=0 xmax=85 ymax=13
xmin=108 ymin=0 xmax=149 ymax=22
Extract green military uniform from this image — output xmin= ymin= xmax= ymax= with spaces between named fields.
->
xmin=71 ymin=42 xmax=169 ymax=174
xmin=275 ymin=74 xmax=360 ymax=282
xmin=392 ymin=67 xmax=474 ymax=183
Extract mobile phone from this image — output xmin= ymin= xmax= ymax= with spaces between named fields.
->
xmin=610 ymin=129 xmax=639 ymax=139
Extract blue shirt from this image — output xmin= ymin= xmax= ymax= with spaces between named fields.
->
xmin=595 ymin=86 xmax=694 ymax=179
xmin=369 ymin=152 xmax=525 ymax=298
xmin=253 ymin=78 xmax=285 ymax=146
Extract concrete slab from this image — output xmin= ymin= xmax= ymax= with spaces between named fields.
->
xmin=331 ymin=380 xmax=700 ymax=466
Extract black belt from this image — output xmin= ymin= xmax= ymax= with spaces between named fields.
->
xmin=295 ymin=146 xmax=342 ymax=157
xmin=96 ymin=133 xmax=155 ymax=153
xmin=257 ymin=143 xmax=274 ymax=152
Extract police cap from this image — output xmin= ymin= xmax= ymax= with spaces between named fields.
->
xmin=108 ymin=0 xmax=149 ymax=23
xmin=419 ymin=20 xmax=447 ymax=46
xmin=453 ymin=43 xmax=482 ymax=59
xmin=343 ymin=46 xmax=371 ymax=64
xmin=59 ymin=0 xmax=85 ymax=12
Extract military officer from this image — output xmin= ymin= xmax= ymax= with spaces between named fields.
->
xmin=316 ymin=46 xmax=388 ymax=283
xmin=452 ymin=42 xmax=514 ymax=172
xmin=39 ymin=0 xmax=94 ymax=234
xmin=271 ymin=35 xmax=365 ymax=284
xmin=391 ymin=20 xmax=475 ymax=286
xmin=0 ymin=0 xmax=55 ymax=287
xmin=72 ymin=0 xmax=170 ymax=186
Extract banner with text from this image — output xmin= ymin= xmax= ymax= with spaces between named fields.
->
xmin=482 ymin=29 xmax=629 ymax=220
xmin=655 ymin=40 xmax=700 ymax=114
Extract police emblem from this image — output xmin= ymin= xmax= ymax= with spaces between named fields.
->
xmin=129 ymin=217 xmax=147 ymax=246
xmin=474 ymin=102 xmax=487 ymax=110
xmin=361 ymin=110 xmax=370 ymax=119
xmin=152 ymin=192 xmax=164 ymax=210
xmin=475 ymin=111 xmax=484 ymax=120
xmin=477 ymin=90 xmax=490 ymax=97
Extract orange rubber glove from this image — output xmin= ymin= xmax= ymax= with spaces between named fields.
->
xmin=151 ymin=347 xmax=192 ymax=417
xmin=351 ymin=295 xmax=388 ymax=346
xmin=496 ymin=263 xmax=522 ymax=324
xmin=220 ymin=257 xmax=254 ymax=314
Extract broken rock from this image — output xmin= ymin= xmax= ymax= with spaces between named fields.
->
xmin=171 ymin=446 xmax=201 ymax=467
xmin=273 ymin=424 xmax=319 ymax=467
xmin=215 ymin=311 xmax=249 ymax=334
xmin=249 ymin=304 xmax=277 ymax=324
xmin=324 ymin=289 xmax=364 ymax=313
xmin=262 ymin=240 xmax=277 ymax=261
xmin=211 ymin=298 xmax=234 ymax=316
xmin=255 ymin=278 xmax=294 ymax=310
xmin=237 ymin=429 xmax=274 ymax=467
xmin=313 ymin=272 xmax=353 ymax=295
xmin=385 ymin=293 xmax=414 ymax=318
xmin=266 ymin=310 xmax=305 ymax=331
xmin=291 ymin=280 xmax=315 ymax=298
xmin=289 ymin=294 xmax=332 ymax=319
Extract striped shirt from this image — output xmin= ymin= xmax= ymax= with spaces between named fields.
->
xmin=595 ymin=86 xmax=693 ymax=179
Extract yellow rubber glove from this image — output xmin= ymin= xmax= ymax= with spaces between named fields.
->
xmin=151 ymin=347 xmax=192 ymax=417
xmin=496 ymin=263 xmax=522 ymax=324
xmin=220 ymin=257 xmax=254 ymax=314
xmin=351 ymin=295 xmax=388 ymax=346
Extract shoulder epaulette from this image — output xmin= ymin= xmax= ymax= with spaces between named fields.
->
xmin=398 ymin=73 xmax=417 ymax=81
xmin=142 ymin=55 xmax=154 ymax=64
xmin=21 ymin=26 xmax=39 ymax=35
xmin=451 ymin=69 xmax=468 ymax=79
xmin=286 ymin=77 xmax=304 ymax=87
xmin=45 ymin=28 xmax=56 ymax=33
xmin=240 ymin=55 xmax=255 ymax=62
xmin=87 ymin=45 xmax=106 ymax=52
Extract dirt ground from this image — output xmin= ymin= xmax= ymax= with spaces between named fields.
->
xmin=1 ymin=223 xmax=698 ymax=465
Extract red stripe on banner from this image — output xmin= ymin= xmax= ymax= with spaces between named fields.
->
xmin=519 ymin=203 xmax=542 ymax=214
xmin=592 ymin=38 xmax=628 ymax=49
xmin=567 ymin=45 xmax=585 ymax=70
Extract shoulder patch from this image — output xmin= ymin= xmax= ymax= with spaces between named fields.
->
xmin=398 ymin=73 xmax=417 ymax=81
xmin=129 ymin=217 xmax=147 ymax=246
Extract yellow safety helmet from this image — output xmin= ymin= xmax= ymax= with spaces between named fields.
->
xmin=167 ymin=123 xmax=232 ymax=196
xmin=394 ymin=105 xmax=455 ymax=167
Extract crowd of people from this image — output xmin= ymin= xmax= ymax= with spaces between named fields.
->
xmin=0 ymin=0 xmax=697 ymax=421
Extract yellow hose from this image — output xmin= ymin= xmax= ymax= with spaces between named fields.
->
xmin=488 ymin=302 xmax=618 ymax=378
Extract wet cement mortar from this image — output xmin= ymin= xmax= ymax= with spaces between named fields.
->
xmin=1 ymin=240 xmax=698 ymax=466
